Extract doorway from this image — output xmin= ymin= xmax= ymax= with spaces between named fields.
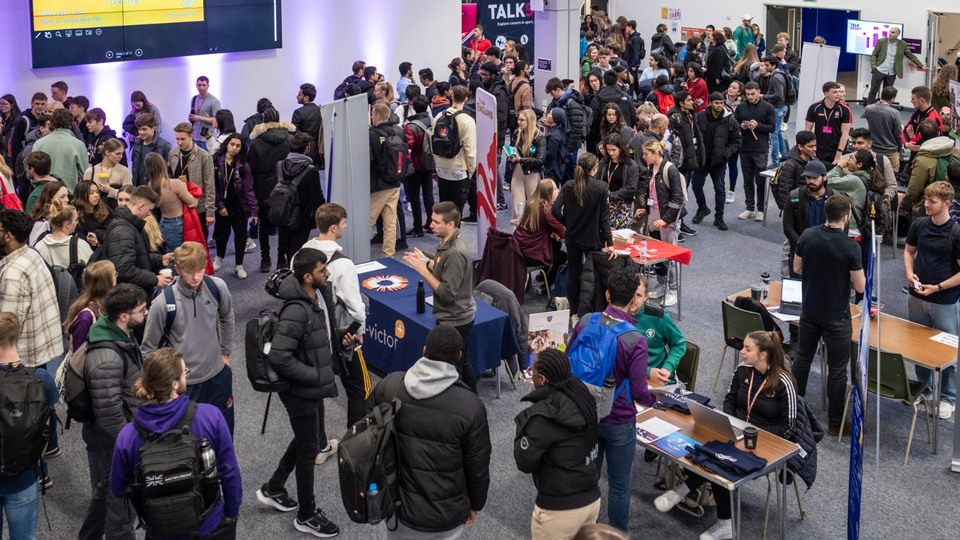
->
xmin=926 ymin=11 xmax=960 ymax=86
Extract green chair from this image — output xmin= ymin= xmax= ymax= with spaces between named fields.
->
xmin=713 ymin=301 xmax=766 ymax=391
xmin=839 ymin=347 xmax=931 ymax=464
xmin=676 ymin=341 xmax=700 ymax=392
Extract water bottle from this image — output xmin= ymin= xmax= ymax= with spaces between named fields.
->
xmin=416 ymin=280 xmax=426 ymax=314
xmin=639 ymin=237 xmax=648 ymax=258
xmin=367 ymin=483 xmax=383 ymax=524
xmin=198 ymin=439 xmax=219 ymax=506
xmin=760 ymin=272 xmax=771 ymax=304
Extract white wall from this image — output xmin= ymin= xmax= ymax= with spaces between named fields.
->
xmin=610 ymin=0 xmax=960 ymax=98
xmin=0 ymin=0 xmax=460 ymax=140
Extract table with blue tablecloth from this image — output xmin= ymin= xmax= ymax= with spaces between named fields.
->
xmin=358 ymin=257 xmax=519 ymax=375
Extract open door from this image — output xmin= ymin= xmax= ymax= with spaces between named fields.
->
xmin=927 ymin=11 xmax=939 ymax=87
xmin=766 ymin=5 xmax=801 ymax=56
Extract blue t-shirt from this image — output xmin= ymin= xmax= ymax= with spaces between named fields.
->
xmin=906 ymin=216 xmax=960 ymax=305
xmin=0 ymin=363 xmax=58 ymax=495
xmin=805 ymin=193 xmax=827 ymax=229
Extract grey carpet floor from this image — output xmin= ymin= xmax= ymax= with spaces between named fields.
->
xmin=36 ymin=104 xmax=960 ymax=539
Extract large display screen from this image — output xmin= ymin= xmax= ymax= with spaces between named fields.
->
xmin=846 ymin=19 xmax=904 ymax=56
xmin=30 ymin=0 xmax=283 ymax=69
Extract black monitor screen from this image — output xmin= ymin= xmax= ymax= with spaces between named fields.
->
xmin=30 ymin=0 xmax=283 ymax=69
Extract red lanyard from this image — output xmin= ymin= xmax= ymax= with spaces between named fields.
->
xmin=745 ymin=370 xmax=766 ymax=423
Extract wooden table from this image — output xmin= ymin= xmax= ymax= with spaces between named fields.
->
xmin=636 ymin=406 xmax=800 ymax=539
xmin=613 ymin=232 xmax=687 ymax=321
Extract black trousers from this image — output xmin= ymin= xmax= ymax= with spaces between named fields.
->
xmin=438 ymin=177 xmax=468 ymax=217
xmin=793 ymin=314 xmax=852 ymax=428
xmin=281 ymin=226 xmax=313 ymax=265
xmin=405 ymin=170 xmax=435 ymax=233
xmin=341 ymin=349 xmax=369 ymax=428
xmin=444 ymin=320 xmax=478 ymax=392
xmin=565 ymin=243 xmax=591 ymax=315
xmin=257 ymin=202 xmax=287 ymax=264
xmin=214 ymin=200 xmax=248 ymax=266
xmin=692 ymin=164 xmax=727 ymax=218
xmin=268 ymin=393 xmax=327 ymax=520
xmin=740 ymin=152 xmax=768 ymax=212
xmin=867 ymin=69 xmax=896 ymax=104
xmin=198 ymin=212 xmax=210 ymax=241
xmin=685 ymin=476 xmax=732 ymax=520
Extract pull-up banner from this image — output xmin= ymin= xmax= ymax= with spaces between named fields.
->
xmin=478 ymin=1 xmax=535 ymax=60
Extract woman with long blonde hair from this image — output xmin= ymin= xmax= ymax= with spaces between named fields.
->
xmin=64 ymin=260 xmax=116 ymax=349
xmin=514 ymin=179 xmax=566 ymax=282
xmin=147 ymin=152 xmax=196 ymax=252
xmin=733 ymin=43 xmax=760 ymax=82
xmin=508 ymin=109 xmax=545 ymax=219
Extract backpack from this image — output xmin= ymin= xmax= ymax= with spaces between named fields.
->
xmin=35 ymin=242 xmax=81 ymax=326
xmin=858 ymin=167 xmax=892 ymax=238
xmin=581 ymin=102 xmax=595 ymax=140
xmin=62 ymin=339 xmax=128 ymax=427
xmin=338 ymin=374 xmax=403 ymax=526
xmin=655 ymin=91 xmax=675 ymax=115
xmin=780 ymin=71 xmax=798 ymax=105
xmin=243 ymin=299 xmax=312 ymax=394
xmin=333 ymin=81 xmax=351 ymax=101
xmin=567 ymin=313 xmax=637 ymax=420
xmin=771 ymin=161 xmax=790 ymax=211
xmin=407 ymin=120 xmax=436 ymax=171
xmin=374 ymin=124 xmax=413 ymax=183
xmin=158 ymin=276 xmax=222 ymax=348
xmin=128 ymin=401 xmax=218 ymax=540
xmin=661 ymin=161 xmax=689 ymax=205
xmin=507 ymin=80 xmax=530 ymax=131
xmin=0 ymin=367 xmax=52 ymax=476
xmin=431 ymin=110 xmax=464 ymax=159
xmin=268 ymin=161 xmax=313 ymax=231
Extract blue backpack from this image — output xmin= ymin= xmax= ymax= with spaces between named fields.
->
xmin=567 ymin=313 xmax=638 ymax=420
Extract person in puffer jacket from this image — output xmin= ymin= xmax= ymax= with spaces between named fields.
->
xmin=514 ymin=348 xmax=601 ymax=540
xmin=369 ymin=325 xmax=491 ymax=540
xmin=80 ymin=283 xmax=147 ymax=540
xmin=111 ymin=348 xmax=241 ymax=540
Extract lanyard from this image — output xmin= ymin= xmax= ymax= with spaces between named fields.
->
xmin=745 ymin=369 xmax=766 ymax=423
xmin=606 ymin=161 xmax=621 ymax=185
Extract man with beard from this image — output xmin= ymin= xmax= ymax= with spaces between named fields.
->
xmin=783 ymin=160 xmax=835 ymax=278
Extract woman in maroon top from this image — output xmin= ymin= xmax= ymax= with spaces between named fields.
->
xmin=514 ymin=178 xmax=566 ymax=284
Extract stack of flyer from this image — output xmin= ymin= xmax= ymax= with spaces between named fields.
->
xmin=635 ymin=417 xmax=679 ymax=445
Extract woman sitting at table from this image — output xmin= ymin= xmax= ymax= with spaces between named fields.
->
xmin=653 ymin=330 xmax=797 ymax=540
xmin=514 ymin=179 xmax=566 ymax=285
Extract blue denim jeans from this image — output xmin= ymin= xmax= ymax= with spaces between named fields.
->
xmin=0 ymin=480 xmax=39 ymax=540
xmin=770 ymin=106 xmax=788 ymax=164
xmin=595 ymin=421 xmax=636 ymax=531
xmin=907 ymin=296 xmax=958 ymax=404
xmin=160 ymin=216 xmax=184 ymax=254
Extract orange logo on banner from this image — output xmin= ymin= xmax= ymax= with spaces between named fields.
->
xmin=395 ymin=320 xmax=406 ymax=339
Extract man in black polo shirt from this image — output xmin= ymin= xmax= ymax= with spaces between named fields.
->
xmin=805 ymin=81 xmax=852 ymax=165
xmin=792 ymin=194 xmax=866 ymax=436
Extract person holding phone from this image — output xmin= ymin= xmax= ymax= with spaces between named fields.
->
xmin=188 ymin=76 xmax=221 ymax=151
xmin=508 ymin=109 xmax=545 ymax=220
xmin=73 ymin=179 xmax=115 ymax=247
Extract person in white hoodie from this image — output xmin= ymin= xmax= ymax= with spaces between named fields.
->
xmin=33 ymin=199 xmax=94 ymax=268
xmin=301 ymin=203 xmax=370 ymax=426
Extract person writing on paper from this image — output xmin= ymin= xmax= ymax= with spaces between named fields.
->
xmin=654 ymin=330 xmax=797 ymax=540
xmin=628 ymin=275 xmax=686 ymax=386
xmin=904 ymin=181 xmax=960 ymax=420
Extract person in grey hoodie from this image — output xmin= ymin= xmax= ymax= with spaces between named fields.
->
xmin=141 ymin=241 xmax=236 ymax=433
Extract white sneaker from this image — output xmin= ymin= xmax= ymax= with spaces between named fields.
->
xmin=939 ymin=401 xmax=955 ymax=420
xmin=315 ymin=439 xmax=339 ymax=465
xmin=648 ymin=287 xmax=663 ymax=299
xmin=664 ymin=291 xmax=678 ymax=307
xmin=755 ymin=211 xmax=764 ymax=222
xmin=245 ymin=238 xmax=257 ymax=253
xmin=654 ymin=489 xmax=685 ymax=512
xmin=700 ymin=520 xmax=733 ymax=540
xmin=781 ymin=121 xmax=789 ymax=132
xmin=725 ymin=191 xmax=735 ymax=204
xmin=738 ymin=210 xmax=756 ymax=220
xmin=212 ymin=256 xmax=222 ymax=271
xmin=236 ymin=265 xmax=247 ymax=279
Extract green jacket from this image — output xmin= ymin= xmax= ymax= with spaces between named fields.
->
xmin=903 ymin=136 xmax=960 ymax=215
xmin=826 ymin=166 xmax=869 ymax=232
xmin=87 ymin=315 xmax=135 ymax=345
xmin=31 ymin=128 xmax=88 ymax=193
xmin=633 ymin=303 xmax=686 ymax=382
xmin=869 ymin=39 xmax=923 ymax=79
xmin=733 ymin=26 xmax=754 ymax=60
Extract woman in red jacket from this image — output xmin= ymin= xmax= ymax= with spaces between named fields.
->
xmin=684 ymin=63 xmax=710 ymax=113
xmin=514 ymin=178 xmax=566 ymax=284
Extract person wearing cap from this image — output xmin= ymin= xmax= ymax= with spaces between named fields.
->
xmin=868 ymin=26 xmax=924 ymax=104
xmin=783 ymin=159 xmax=835 ymax=278
xmin=733 ymin=15 xmax=755 ymax=60
xmin=694 ymin=92 xmax=741 ymax=230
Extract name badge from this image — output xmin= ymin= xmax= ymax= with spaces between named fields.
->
xmin=647 ymin=198 xmax=656 ymax=206
xmin=822 ymin=126 xmax=833 ymax=134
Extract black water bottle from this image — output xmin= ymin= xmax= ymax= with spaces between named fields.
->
xmin=416 ymin=280 xmax=426 ymax=314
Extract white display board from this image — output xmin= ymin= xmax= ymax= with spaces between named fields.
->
xmin=846 ymin=20 xmax=904 ymax=56
xmin=796 ymin=43 xmax=841 ymax=133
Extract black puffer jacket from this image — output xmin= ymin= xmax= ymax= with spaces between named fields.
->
xmin=267 ymin=272 xmax=340 ymax=401
xmin=248 ymin=122 xmax=294 ymax=203
xmin=590 ymin=85 xmax=638 ymax=139
xmin=651 ymin=32 xmax=677 ymax=57
xmin=514 ymin=386 xmax=601 ymax=511
xmin=483 ymin=75 xmax=509 ymax=137
xmin=788 ymin=397 xmax=823 ymax=489
xmin=278 ymin=152 xmax=325 ymax=230
xmin=667 ymin=107 xmax=705 ymax=172
xmin=103 ymin=206 xmax=163 ymax=296
xmin=576 ymin=253 xmax=640 ymax=316
xmin=553 ymin=90 xmax=585 ymax=151
xmin=82 ymin=322 xmax=142 ymax=451
xmin=696 ymin=107 xmax=741 ymax=168
xmin=372 ymin=368 xmax=491 ymax=532
xmin=773 ymin=146 xmax=809 ymax=210
xmin=598 ymin=157 xmax=640 ymax=202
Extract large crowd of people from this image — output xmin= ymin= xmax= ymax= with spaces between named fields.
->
xmin=0 ymin=7 xmax=958 ymax=540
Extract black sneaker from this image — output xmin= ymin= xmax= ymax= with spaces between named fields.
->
xmin=395 ymin=240 xmax=409 ymax=251
xmin=41 ymin=475 xmax=53 ymax=490
xmin=407 ymin=229 xmax=424 ymax=238
xmin=692 ymin=207 xmax=711 ymax=224
xmin=462 ymin=214 xmax=478 ymax=223
xmin=256 ymin=485 xmax=298 ymax=513
xmin=260 ymin=259 xmax=272 ymax=273
xmin=294 ymin=510 xmax=340 ymax=537
xmin=496 ymin=203 xmax=508 ymax=212
xmin=276 ymin=257 xmax=287 ymax=271
xmin=43 ymin=445 xmax=62 ymax=458
xmin=370 ymin=234 xmax=383 ymax=245
xmin=714 ymin=217 xmax=728 ymax=231
xmin=679 ymin=222 xmax=697 ymax=236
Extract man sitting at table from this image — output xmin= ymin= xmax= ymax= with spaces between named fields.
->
xmin=654 ymin=330 xmax=798 ymax=540
xmin=403 ymin=201 xmax=478 ymax=392
xmin=628 ymin=274 xmax=686 ymax=385
xmin=904 ymin=181 xmax=960 ymax=420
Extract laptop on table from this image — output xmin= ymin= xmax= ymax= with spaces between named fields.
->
xmin=778 ymin=278 xmax=803 ymax=316
xmin=687 ymin=400 xmax=752 ymax=442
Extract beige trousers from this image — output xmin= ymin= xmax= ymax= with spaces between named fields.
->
xmin=882 ymin=151 xmax=900 ymax=175
xmin=511 ymin=168 xmax=542 ymax=220
xmin=370 ymin=188 xmax=400 ymax=257
xmin=530 ymin=499 xmax=601 ymax=540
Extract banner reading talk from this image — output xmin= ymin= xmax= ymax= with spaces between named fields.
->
xmin=478 ymin=0 xmax=535 ymax=61
xmin=475 ymin=88 xmax=498 ymax=259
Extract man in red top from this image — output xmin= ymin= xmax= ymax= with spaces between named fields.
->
xmin=470 ymin=25 xmax=493 ymax=54
xmin=902 ymin=86 xmax=943 ymax=152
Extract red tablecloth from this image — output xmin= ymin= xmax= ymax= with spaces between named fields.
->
xmin=626 ymin=240 xmax=693 ymax=266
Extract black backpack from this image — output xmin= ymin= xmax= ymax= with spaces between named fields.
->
xmin=374 ymin=125 xmax=413 ymax=183
xmin=507 ymin=80 xmax=530 ymax=131
xmin=33 ymin=239 xmax=83 ymax=325
xmin=858 ymin=165 xmax=892 ymax=238
xmin=268 ymin=161 xmax=313 ymax=231
xmin=244 ymin=298 xmax=312 ymax=393
xmin=333 ymin=81 xmax=351 ymax=101
xmin=431 ymin=110 xmax=464 ymax=159
xmin=63 ymin=340 xmax=126 ymax=427
xmin=0 ymin=367 xmax=52 ymax=476
xmin=776 ymin=71 xmax=798 ymax=105
xmin=338 ymin=374 xmax=403 ymax=526
xmin=128 ymin=401 xmax=218 ymax=540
